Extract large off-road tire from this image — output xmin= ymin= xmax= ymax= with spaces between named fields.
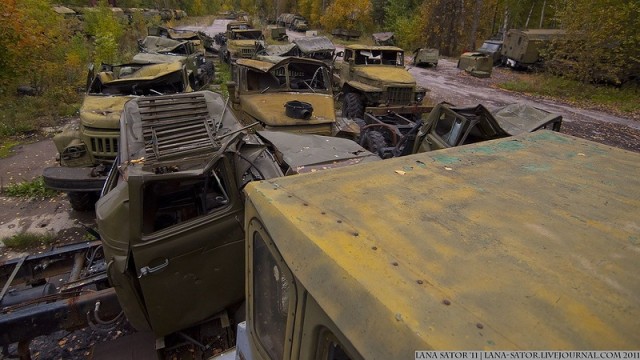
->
xmin=197 ymin=60 xmax=215 ymax=88
xmin=364 ymin=130 xmax=387 ymax=156
xmin=343 ymin=92 xmax=364 ymax=119
xmin=68 ymin=191 xmax=99 ymax=212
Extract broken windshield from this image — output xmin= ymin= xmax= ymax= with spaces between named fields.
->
xmin=88 ymin=66 xmax=187 ymax=96
xmin=354 ymin=49 xmax=404 ymax=66
xmin=245 ymin=62 xmax=329 ymax=93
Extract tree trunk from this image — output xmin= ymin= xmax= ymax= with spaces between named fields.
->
xmin=469 ymin=0 xmax=483 ymax=50
xmin=539 ymin=0 xmax=547 ymax=27
xmin=501 ymin=5 xmax=509 ymax=41
xmin=524 ymin=1 xmax=534 ymax=28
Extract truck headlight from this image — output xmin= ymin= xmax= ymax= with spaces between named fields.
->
xmin=415 ymin=90 xmax=426 ymax=103
xmin=62 ymin=141 xmax=87 ymax=160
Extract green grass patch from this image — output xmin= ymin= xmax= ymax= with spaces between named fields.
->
xmin=0 ymin=140 xmax=20 ymax=159
xmin=2 ymin=232 xmax=55 ymax=250
xmin=216 ymin=62 xmax=233 ymax=99
xmin=498 ymin=74 xmax=640 ymax=114
xmin=0 ymin=93 xmax=81 ymax=137
xmin=2 ymin=177 xmax=59 ymax=198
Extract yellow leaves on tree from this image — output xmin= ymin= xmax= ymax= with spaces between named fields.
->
xmin=0 ymin=0 xmax=69 ymax=91
xmin=320 ymin=0 xmax=373 ymax=32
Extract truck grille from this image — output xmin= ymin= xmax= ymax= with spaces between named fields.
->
xmin=82 ymin=127 xmax=119 ymax=162
xmin=240 ymin=48 xmax=255 ymax=58
xmin=386 ymin=87 xmax=413 ymax=105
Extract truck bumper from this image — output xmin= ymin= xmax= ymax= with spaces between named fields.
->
xmin=43 ymin=166 xmax=107 ymax=192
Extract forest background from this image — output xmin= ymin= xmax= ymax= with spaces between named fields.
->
xmin=0 ymin=0 xmax=638 ymax=138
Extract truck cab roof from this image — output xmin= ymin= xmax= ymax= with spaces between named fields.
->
xmin=245 ymin=131 xmax=640 ymax=357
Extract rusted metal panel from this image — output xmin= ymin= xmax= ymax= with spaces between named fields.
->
xmin=0 ymin=288 xmax=121 ymax=346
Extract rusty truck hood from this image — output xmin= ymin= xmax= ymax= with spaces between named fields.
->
xmin=240 ymin=93 xmax=336 ymax=126
xmin=354 ymin=66 xmax=416 ymax=84
xmin=80 ymin=95 xmax=134 ymax=129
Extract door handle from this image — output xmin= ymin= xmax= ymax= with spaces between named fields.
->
xmin=138 ymin=259 xmax=169 ymax=278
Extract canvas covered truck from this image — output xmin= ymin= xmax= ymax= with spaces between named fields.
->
xmin=501 ymin=29 xmax=566 ymax=68
xmin=43 ymin=61 xmax=192 ymax=211
xmin=228 ymin=56 xmax=359 ymax=139
xmin=334 ymin=45 xmax=429 ymax=119
xmin=217 ymin=130 xmax=640 ymax=359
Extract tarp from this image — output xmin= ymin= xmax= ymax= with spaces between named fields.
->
xmin=293 ymin=36 xmax=335 ymax=53
xmin=492 ymin=103 xmax=562 ymax=135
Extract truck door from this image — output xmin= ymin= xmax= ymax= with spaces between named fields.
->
xmin=131 ymin=157 xmax=245 ymax=337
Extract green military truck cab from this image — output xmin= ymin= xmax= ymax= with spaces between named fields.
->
xmin=228 ymin=56 xmax=359 ymax=139
xmin=229 ymin=130 xmax=640 ymax=359
xmin=334 ymin=45 xmax=429 ymax=119
xmin=94 ymin=91 xmax=377 ymax=356
xmin=44 ymin=62 xmax=191 ymax=211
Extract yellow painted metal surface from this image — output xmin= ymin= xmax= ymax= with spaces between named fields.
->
xmin=353 ymin=67 xmax=415 ymax=84
xmin=236 ymin=58 xmax=274 ymax=72
xmin=245 ymin=131 xmax=640 ymax=357
xmin=80 ymin=95 xmax=133 ymax=127
xmin=113 ymin=62 xmax=184 ymax=81
xmin=241 ymin=93 xmax=336 ymax=126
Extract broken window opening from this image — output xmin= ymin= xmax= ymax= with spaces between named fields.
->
xmin=141 ymin=161 xmax=230 ymax=235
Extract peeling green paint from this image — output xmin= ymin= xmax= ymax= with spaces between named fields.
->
xmin=432 ymin=155 xmax=461 ymax=165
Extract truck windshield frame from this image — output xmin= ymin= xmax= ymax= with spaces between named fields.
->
xmin=250 ymin=221 xmax=297 ymax=359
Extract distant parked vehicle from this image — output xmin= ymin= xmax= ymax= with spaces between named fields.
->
xmin=413 ymin=48 xmax=439 ymax=67
xmin=501 ymin=29 xmax=566 ymax=68
xmin=477 ymin=39 xmax=503 ymax=65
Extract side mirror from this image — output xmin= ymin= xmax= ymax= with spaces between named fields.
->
xmin=227 ymin=81 xmax=238 ymax=103
xmin=335 ymin=51 xmax=345 ymax=58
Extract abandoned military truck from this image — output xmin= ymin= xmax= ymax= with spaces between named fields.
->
xmin=334 ymin=44 xmax=429 ymax=119
xmin=228 ymin=56 xmax=359 ymax=139
xmin=223 ymin=130 xmax=640 ymax=359
xmin=43 ymin=62 xmax=192 ymax=211
xmin=93 ymin=90 xmax=377 ymax=358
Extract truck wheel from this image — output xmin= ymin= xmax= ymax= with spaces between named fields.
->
xmin=199 ymin=60 xmax=215 ymax=86
xmin=68 ymin=191 xmax=98 ymax=212
xmin=343 ymin=93 xmax=364 ymax=119
xmin=364 ymin=130 xmax=387 ymax=156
